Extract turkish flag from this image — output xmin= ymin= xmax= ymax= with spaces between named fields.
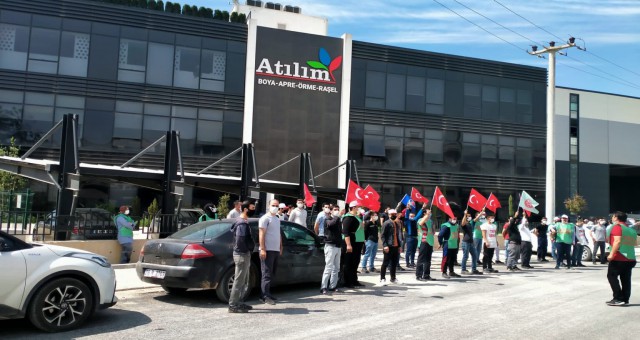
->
xmin=345 ymin=179 xmax=364 ymax=204
xmin=303 ymin=183 xmax=316 ymax=207
xmin=432 ymin=186 xmax=455 ymax=219
xmin=361 ymin=185 xmax=381 ymax=211
xmin=467 ymin=188 xmax=487 ymax=212
xmin=485 ymin=193 xmax=502 ymax=213
xmin=411 ymin=187 xmax=429 ymax=205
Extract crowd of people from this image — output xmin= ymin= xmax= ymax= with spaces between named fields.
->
xmin=221 ymin=197 xmax=638 ymax=313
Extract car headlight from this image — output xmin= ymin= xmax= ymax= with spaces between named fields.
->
xmin=65 ymin=252 xmax=112 ymax=268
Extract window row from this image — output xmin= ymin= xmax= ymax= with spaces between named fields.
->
xmin=0 ymin=23 xmax=235 ymax=92
xmin=349 ymin=124 xmax=545 ymax=176
xmin=0 ymin=90 xmax=243 ymax=155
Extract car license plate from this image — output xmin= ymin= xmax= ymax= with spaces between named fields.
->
xmin=143 ymin=269 xmax=166 ymax=279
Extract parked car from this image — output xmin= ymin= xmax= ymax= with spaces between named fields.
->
xmin=136 ymin=219 xmax=325 ymax=302
xmin=0 ymin=231 xmax=117 ymax=332
xmin=530 ymin=225 xmax=610 ymax=262
xmin=175 ymin=208 xmax=204 ymax=230
xmin=33 ymin=208 xmax=117 ymax=241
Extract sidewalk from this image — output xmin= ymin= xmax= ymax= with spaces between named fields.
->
xmin=113 ymin=264 xmax=159 ymax=291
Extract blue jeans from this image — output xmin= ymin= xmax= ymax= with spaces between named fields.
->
xmin=120 ymin=242 xmax=133 ymax=264
xmin=473 ymin=238 xmax=483 ymax=263
xmin=361 ymin=240 xmax=378 ymax=270
xmin=405 ymin=236 xmax=418 ymax=265
xmin=572 ymin=243 xmax=584 ymax=266
xmin=551 ymin=241 xmax=558 ymax=260
xmin=461 ymin=241 xmax=478 ymax=271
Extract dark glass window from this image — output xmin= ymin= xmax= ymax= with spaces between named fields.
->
xmin=482 ymin=85 xmax=499 ymax=119
xmin=363 ymin=135 xmax=385 ymax=157
xmin=499 ymin=88 xmax=516 ymax=122
xmin=147 ymin=43 xmax=174 ymax=86
xmin=28 ymin=27 xmax=59 ymax=74
xmin=426 ymin=78 xmax=444 ymax=115
xmin=463 ymin=83 xmax=481 ymax=118
xmin=174 ymin=46 xmax=200 ymax=89
xmin=386 ymin=74 xmax=406 ymax=111
xmin=403 ymin=128 xmax=423 ymax=169
xmin=365 ymin=71 xmax=385 ymax=109
xmin=118 ymin=39 xmax=147 ymax=83
xmin=59 ymin=31 xmax=90 ymax=77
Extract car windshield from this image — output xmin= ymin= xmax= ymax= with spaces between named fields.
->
xmin=169 ymin=221 xmax=233 ymax=241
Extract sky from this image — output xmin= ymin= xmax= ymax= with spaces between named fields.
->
xmin=195 ymin=0 xmax=640 ymax=98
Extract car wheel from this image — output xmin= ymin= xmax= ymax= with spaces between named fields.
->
xmin=161 ymin=286 xmax=188 ymax=295
xmin=216 ymin=264 xmax=257 ymax=303
xmin=27 ymin=278 xmax=94 ymax=333
xmin=582 ymin=246 xmax=592 ymax=262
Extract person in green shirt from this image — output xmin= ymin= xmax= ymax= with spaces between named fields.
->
xmin=416 ymin=210 xmax=437 ymax=281
xmin=552 ymin=214 xmax=575 ymax=270
xmin=199 ymin=203 xmax=218 ymax=222
xmin=605 ymin=211 xmax=637 ymax=306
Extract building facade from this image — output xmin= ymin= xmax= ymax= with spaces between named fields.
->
xmin=554 ymin=87 xmax=640 ymax=217
xmin=0 ymin=0 xmax=548 ymax=218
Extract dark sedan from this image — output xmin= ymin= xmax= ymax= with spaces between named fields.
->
xmin=136 ymin=218 xmax=326 ymax=302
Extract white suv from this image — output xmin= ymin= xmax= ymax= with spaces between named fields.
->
xmin=0 ymin=231 xmax=117 ymax=332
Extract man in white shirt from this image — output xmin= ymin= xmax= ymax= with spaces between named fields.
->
xmin=572 ymin=220 xmax=588 ymax=267
xmin=288 ymin=199 xmax=308 ymax=229
xmin=259 ymin=199 xmax=283 ymax=305
xmin=518 ymin=217 xmax=534 ymax=269
xmin=227 ymin=200 xmax=242 ymax=219
xmin=480 ymin=214 xmax=499 ymax=273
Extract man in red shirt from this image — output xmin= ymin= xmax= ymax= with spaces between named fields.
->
xmin=606 ymin=211 xmax=637 ymax=306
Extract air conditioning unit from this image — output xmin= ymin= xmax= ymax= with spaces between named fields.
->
xmin=293 ymin=6 xmax=301 ymax=13
xmin=265 ymin=2 xmax=275 ymax=9
xmin=284 ymin=5 xmax=294 ymax=12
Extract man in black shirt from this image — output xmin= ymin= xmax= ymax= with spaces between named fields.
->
xmin=379 ymin=209 xmax=403 ymax=285
xmin=460 ymin=210 xmax=483 ymax=275
xmin=506 ymin=211 xmax=523 ymax=271
xmin=228 ymin=200 xmax=256 ymax=313
xmin=534 ymin=217 xmax=549 ymax=262
xmin=342 ymin=201 xmax=365 ymax=289
xmin=360 ymin=212 xmax=380 ymax=273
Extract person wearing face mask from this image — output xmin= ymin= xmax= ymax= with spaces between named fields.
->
xmin=115 ymin=205 xmax=136 ymax=264
xmin=289 ymin=199 xmax=308 ymax=229
xmin=360 ymin=211 xmax=380 ymax=273
xmin=228 ymin=200 xmax=256 ymax=313
xmin=379 ymin=209 xmax=403 ymax=285
xmin=402 ymin=202 xmax=426 ymax=269
xmin=534 ymin=217 xmax=549 ymax=262
xmin=506 ymin=210 xmax=523 ymax=271
xmin=592 ymin=217 xmax=607 ymax=264
xmin=342 ymin=201 xmax=366 ymax=289
xmin=460 ymin=210 xmax=483 ymax=275
xmin=438 ymin=215 xmax=461 ymax=279
xmin=572 ymin=220 xmax=588 ymax=267
xmin=473 ymin=212 xmax=486 ymax=266
xmin=416 ymin=209 xmax=437 ymax=281
xmin=258 ymin=199 xmax=283 ymax=305
xmin=314 ymin=203 xmax=332 ymax=237
xmin=199 ymin=203 xmax=218 ymax=222
xmin=320 ymin=204 xmax=344 ymax=295
xmin=480 ymin=214 xmax=499 ymax=273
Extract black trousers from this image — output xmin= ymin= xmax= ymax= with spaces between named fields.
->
xmin=537 ymin=237 xmax=548 ymax=260
xmin=520 ymin=241 xmax=532 ymax=266
xmin=442 ymin=247 xmax=459 ymax=273
xmin=343 ymin=242 xmax=363 ymax=286
xmin=260 ymin=251 xmax=279 ymax=298
xmin=593 ymin=241 xmax=606 ymax=263
xmin=416 ymin=242 xmax=433 ymax=278
xmin=381 ymin=246 xmax=400 ymax=280
xmin=556 ymin=242 xmax=572 ymax=268
xmin=483 ymin=246 xmax=495 ymax=270
xmin=607 ymin=260 xmax=636 ymax=303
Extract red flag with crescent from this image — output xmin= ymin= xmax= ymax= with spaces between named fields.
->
xmin=485 ymin=193 xmax=502 ymax=213
xmin=303 ymin=183 xmax=316 ymax=207
xmin=361 ymin=185 xmax=381 ymax=211
xmin=467 ymin=188 xmax=487 ymax=212
xmin=432 ymin=186 xmax=455 ymax=219
xmin=411 ymin=187 xmax=429 ymax=205
xmin=345 ymin=179 xmax=364 ymax=204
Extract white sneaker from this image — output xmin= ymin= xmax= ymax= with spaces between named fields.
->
xmin=390 ymin=279 xmax=402 ymax=285
xmin=378 ymin=279 xmax=387 ymax=286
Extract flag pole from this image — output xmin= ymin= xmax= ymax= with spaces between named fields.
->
xmin=430 ymin=187 xmax=436 ymax=210
xmin=482 ymin=192 xmax=491 ymax=211
xmin=464 ymin=190 xmax=470 ymax=213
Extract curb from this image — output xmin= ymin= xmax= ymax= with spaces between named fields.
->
xmin=116 ymin=286 xmax=163 ymax=293
xmin=112 ymin=263 xmax=137 ymax=269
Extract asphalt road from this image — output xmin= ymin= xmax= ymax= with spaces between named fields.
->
xmin=2 ymin=257 xmax=639 ymax=339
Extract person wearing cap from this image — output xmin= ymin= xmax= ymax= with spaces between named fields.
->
xmin=227 ymin=200 xmax=242 ymax=219
xmin=342 ymin=201 xmax=366 ymax=288
xmin=115 ymin=205 xmax=136 ymax=264
xmin=549 ymin=216 xmax=560 ymax=261
xmin=276 ymin=203 xmax=287 ymax=221
xmin=289 ymin=199 xmax=308 ymax=229
xmin=605 ymin=211 xmax=637 ymax=306
xmin=379 ymin=208 xmax=403 ymax=285
xmin=572 ymin=220 xmax=588 ymax=267
xmin=438 ymin=215 xmax=461 ymax=279
xmin=533 ymin=217 xmax=550 ymax=262
xmin=199 ymin=203 xmax=218 ymax=222
xmin=552 ymin=214 xmax=575 ymax=270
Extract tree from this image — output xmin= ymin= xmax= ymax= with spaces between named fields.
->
xmin=217 ymin=194 xmax=230 ymax=219
xmin=0 ymin=137 xmax=28 ymax=192
xmin=508 ymin=194 xmax=514 ymax=217
xmin=147 ymin=198 xmax=159 ymax=217
xmin=564 ymin=193 xmax=588 ymax=217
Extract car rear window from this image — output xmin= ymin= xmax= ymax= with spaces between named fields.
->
xmin=169 ymin=221 xmax=233 ymax=240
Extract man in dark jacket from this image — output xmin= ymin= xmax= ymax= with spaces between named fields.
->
xmin=228 ymin=200 xmax=256 ymax=313
xmin=320 ymin=206 xmax=343 ymax=294
xmin=506 ymin=210 xmax=523 ymax=271
xmin=379 ymin=209 xmax=403 ymax=285
xmin=342 ymin=201 xmax=365 ymax=289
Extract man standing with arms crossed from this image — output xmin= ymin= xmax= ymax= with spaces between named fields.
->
xmin=606 ymin=211 xmax=637 ymax=306
xmin=228 ymin=200 xmax=256 ymax=313
xmin=259 ymin=199 xmax=283 ymax=305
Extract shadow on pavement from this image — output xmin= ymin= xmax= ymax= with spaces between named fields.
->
xmin=0 ymin=309 xmax=151 ymax=339
xmin=250 ymin=307 xmax=329 ymax=314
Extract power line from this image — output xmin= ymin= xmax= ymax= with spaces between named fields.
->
xmin=565 ymin=55 xmax=640 ymax=89
xmin=431 ymin=0 xmax=527 ymax=53
xmin=557 ymin=60 xmax=640 ymax=90
xmin=585 ymin=51 xmax=640 ymax=78
xmin=453 ymin=0 xmax=539 ymax=47
xmin=493 ymin=0 xmax=564 ymax=42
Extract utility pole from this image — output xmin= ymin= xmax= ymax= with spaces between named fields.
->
xmin=528 ymin=38 xmax=577 ymax=220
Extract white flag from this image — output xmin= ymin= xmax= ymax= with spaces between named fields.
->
xmin=519 ymin=190 xmax=539 ymax=214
